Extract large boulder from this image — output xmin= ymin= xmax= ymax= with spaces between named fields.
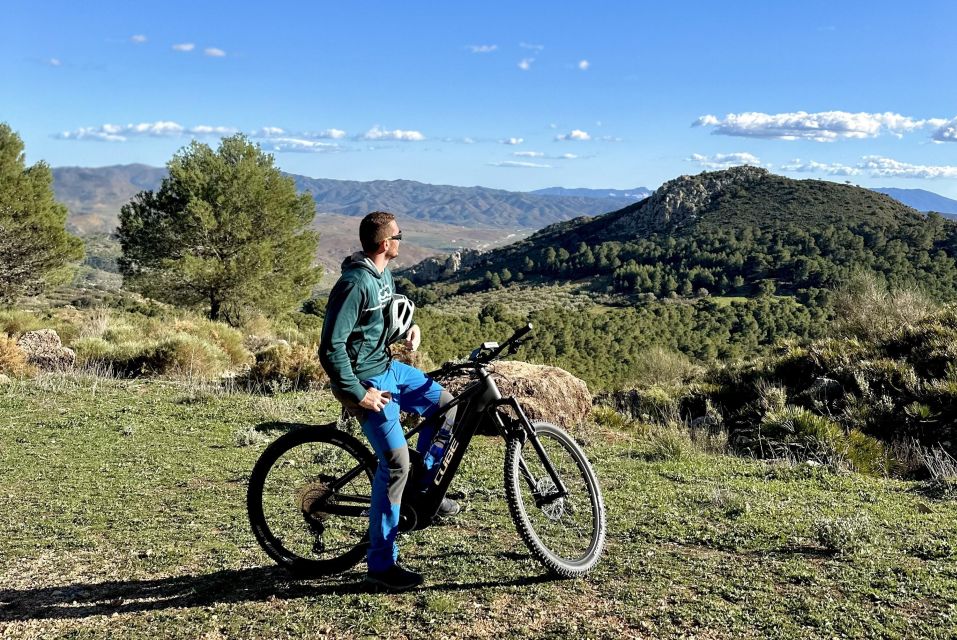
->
xmin=17 ymin=330 xmax=76 ymax=370
xmin=438 ymin=360 xmax=592 ymax=430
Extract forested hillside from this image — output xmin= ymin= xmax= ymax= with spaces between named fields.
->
xmin=398 ymin=167 xmax=957 ymax=391
xmin=402 ymin=167 xmax=957 ymax=302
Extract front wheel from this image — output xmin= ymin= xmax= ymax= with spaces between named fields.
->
xmin=247 ymin=424 xmax=376 ymax=577
xmin=504 ymin=422 xmax=606 ymax=577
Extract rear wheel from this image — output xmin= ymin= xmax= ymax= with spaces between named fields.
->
xmin=247 ymin=424 xmax=375 ymax=577
xmin=504 ymin=421 xmax=606 ymax=577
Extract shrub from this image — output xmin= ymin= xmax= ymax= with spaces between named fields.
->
xmin=0 ymin=310 xmax=43 ymax=337
xmin=645 ymin=426 xmax=693 ymax=461
xmin=814 ymin=515 xmax=874 ymax=556
xmin=147 ymin=334 xmax=231 ymax=377
xmin=755 ymin=405 xmax=889 ymax=474
xmin=630 ymin=346 xmax=702 ymax=387
xmin=240 ymin=343 xmax=327 ymax=392
xmin=833 ymin=271 xmax=936 ymax=344
xmin=0 ymin=333 xmax=30 ymax=376
xmin=169 ymin=317 xmax=251 ymax=368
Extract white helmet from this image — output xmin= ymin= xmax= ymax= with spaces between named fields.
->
xmin=384 ymin=294 xmax=416 ymax=346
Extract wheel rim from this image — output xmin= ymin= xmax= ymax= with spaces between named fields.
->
xmin=514 ymin=430 xmax=600 ymax=564
xmin=259 ymin=439 xmax=372 ymax=563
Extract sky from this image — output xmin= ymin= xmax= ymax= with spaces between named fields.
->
xmin=4 ymin=0 xmax=957 ymax=197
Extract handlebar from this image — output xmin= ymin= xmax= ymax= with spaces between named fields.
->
xmin=427 ymin=323 xmax=533 ymax=378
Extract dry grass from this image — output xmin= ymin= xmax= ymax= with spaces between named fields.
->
xmin=0 ymin=333 xmax=31 ymax=376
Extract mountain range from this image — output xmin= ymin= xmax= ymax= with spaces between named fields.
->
xmin=871 ymin=188 xmax=957 ymax=217
xmin=530 ymin=186 xmax=653 ymax=200
xmin=51 ymin=164 xmax=639 ymax=234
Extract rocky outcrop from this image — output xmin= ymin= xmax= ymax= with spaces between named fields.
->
xmin=17 ymin=330 xmax=76 ymax=370
xmin=399 ymin=249 xmax=484 ymax=285
xmin=608 ymin=165 xmax=770 ymax=236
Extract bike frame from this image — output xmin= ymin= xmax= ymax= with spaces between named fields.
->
xmin=318 ymin=329 xmax=570 ymax=531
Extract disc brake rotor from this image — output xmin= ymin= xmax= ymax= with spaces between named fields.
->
xmin=535 ymin=478 xmax=565 ymax=521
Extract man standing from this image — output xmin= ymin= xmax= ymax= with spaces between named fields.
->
xmin=319 ymin=211 xmax=458 ymax=591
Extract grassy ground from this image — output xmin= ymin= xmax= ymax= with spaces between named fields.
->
xmin=1 ymin=374 xmax=956 ymax=639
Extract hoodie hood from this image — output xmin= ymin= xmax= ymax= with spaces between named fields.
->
xmin=341 ymin=252 xmax=383 ymax=278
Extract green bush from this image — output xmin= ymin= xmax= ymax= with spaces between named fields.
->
xmin=239 ymin=343 xmax=327 ymax=392
xmin=645 ymin=427 xmax=693 ymax=461
xmin=814 ymin=515 xmax=874 ymax=556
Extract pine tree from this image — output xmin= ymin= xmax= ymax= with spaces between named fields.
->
xmin=0 ymin=123 xmax=84 ymax=303
xmin=117 ymin=135 xmax=321 ymax=325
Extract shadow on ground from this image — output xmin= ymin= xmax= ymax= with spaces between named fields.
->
xmin=0 ymin=565 xmax=555 ymax=622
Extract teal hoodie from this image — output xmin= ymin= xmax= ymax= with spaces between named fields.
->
xmin=319 ymin=252 xmax=396 ymax=403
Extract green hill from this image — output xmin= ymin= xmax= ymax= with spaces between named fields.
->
xmin=401 ymin=167 xmax=957 ymax=303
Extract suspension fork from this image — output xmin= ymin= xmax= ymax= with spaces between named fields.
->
xmin=491 ymin=398 xmax=569 ymax=505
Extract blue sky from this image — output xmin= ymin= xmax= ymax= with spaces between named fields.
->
xmin=4 ymin=0 xmax=957 ymax=197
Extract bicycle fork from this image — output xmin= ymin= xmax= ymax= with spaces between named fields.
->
xmin=491 ymin=399 xmax=569 ymax=506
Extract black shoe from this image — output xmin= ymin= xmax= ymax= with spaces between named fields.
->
xmin=438 ymin=497 xmax=460 ymax=517
xmin=365 ymin=564 xmax=424 ymax=592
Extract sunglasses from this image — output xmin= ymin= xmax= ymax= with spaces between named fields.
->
xmin=388 ymin=232 xmax=403 ymax=241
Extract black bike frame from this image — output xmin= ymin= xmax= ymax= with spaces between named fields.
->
xmin=319 ymin=360 xmax=570 ymax=530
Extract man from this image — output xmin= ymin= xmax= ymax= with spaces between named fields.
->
xmin=319 ymin=211 xmax=458 ymax=592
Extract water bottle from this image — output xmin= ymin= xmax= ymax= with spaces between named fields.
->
xmin=423 ymin=420 xmax=453 ymax=473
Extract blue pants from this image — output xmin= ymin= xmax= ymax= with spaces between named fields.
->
xmin=360 ymin=361 xmax=444 ymax=572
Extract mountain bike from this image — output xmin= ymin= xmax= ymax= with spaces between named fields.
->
xmin=246 ymin=323 xmax=606 ymax=578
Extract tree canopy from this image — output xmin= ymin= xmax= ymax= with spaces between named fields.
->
xmin=0 ymin=123 xmax=84 ymax=303
xmin=117 ymin=135 xmax=321 ymax=325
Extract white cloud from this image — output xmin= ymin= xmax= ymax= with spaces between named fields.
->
xmin=859 ymin=156 xmax=957 ymax=179
xmin=462 ymin=137 xmax=475 ymax=144
xmin=48 ymin=58 xmax=61 ymax=67
xmin=780 ymin=155 xmax=957 ymax=179
xmin=689 ymin=152 xmax=764 ymax=170
xmin=172 ymin=43 xmax=195 ymax=52
xmin=468 ymin=44 xmax=497 ymax=53
xmin=189 ymin=125 xmax=237 ymax=136
xmin=502 ymin=137 xmax=524 ymax=145
xmin=259 ymin=138 xmax=339 ymax=153
xmin=489 ymin=160 xmax=551 ymax=168
xmin=558 ymin=153 xmax=579 ymax=159
xmin=780 ymin=159 xmax=861 ymax=176
xmin=512 ymin=151 xmax=544 ymax=157
xmin=360 ymin=126 xmax=425 ymax=141
xmin=204 ymin=47 xmax=226 ymax=57
xmin=518 ymin=58 xmax=534 ymax=71
xmin=932 ymin=118 xmax=957 ymax=142
xmin=693 ymin=110 xmax=947 ymax=142
xmin=520 ymin=42 xmax=545 ymax=51
xmin=130 ymin=34 xmax=147 ymax=44
xmin=555 ymin=129 xmax=590 ymax=141
xmin=56 ymin=121 xmax=243 ymax=142
xmin=255 ymin=127 xmax=346 ymax=140
xmin=578 ymin=59 xmax=589 ymax=70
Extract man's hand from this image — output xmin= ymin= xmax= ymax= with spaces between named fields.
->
xmin=359 ymin=387 xmax=392 ymax=413
xmin=405 ymin=324 xmax=422 ymax=352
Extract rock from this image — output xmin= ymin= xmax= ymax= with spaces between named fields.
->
xmin=399 ymin=249 xmax=484 ymax=285
xmin=608 ymin=165 xmax=770 ymax=237
xmin=437 ymin=360 xmax=592 ymax=431
xmin=16 ymin=330 xmax=76 ymax=370
xmin=0 ymin=374 xmax=10 ymax=385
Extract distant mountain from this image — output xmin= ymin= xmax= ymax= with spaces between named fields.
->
xmin=52 ymin=164 xmax=635 ymax=233
xmin=53 ymin=164 xmax=167 ymax=233
xmin=872 ymin=188 xmax=957 ymax=219
xmin=288 ymin=176 xmax=637 ymax=228
xmin=530 ymin=186 xmax=652 ymax=200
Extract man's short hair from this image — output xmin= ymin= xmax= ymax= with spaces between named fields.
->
xmin=360 ymin=211 xmax=396 ymax=253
